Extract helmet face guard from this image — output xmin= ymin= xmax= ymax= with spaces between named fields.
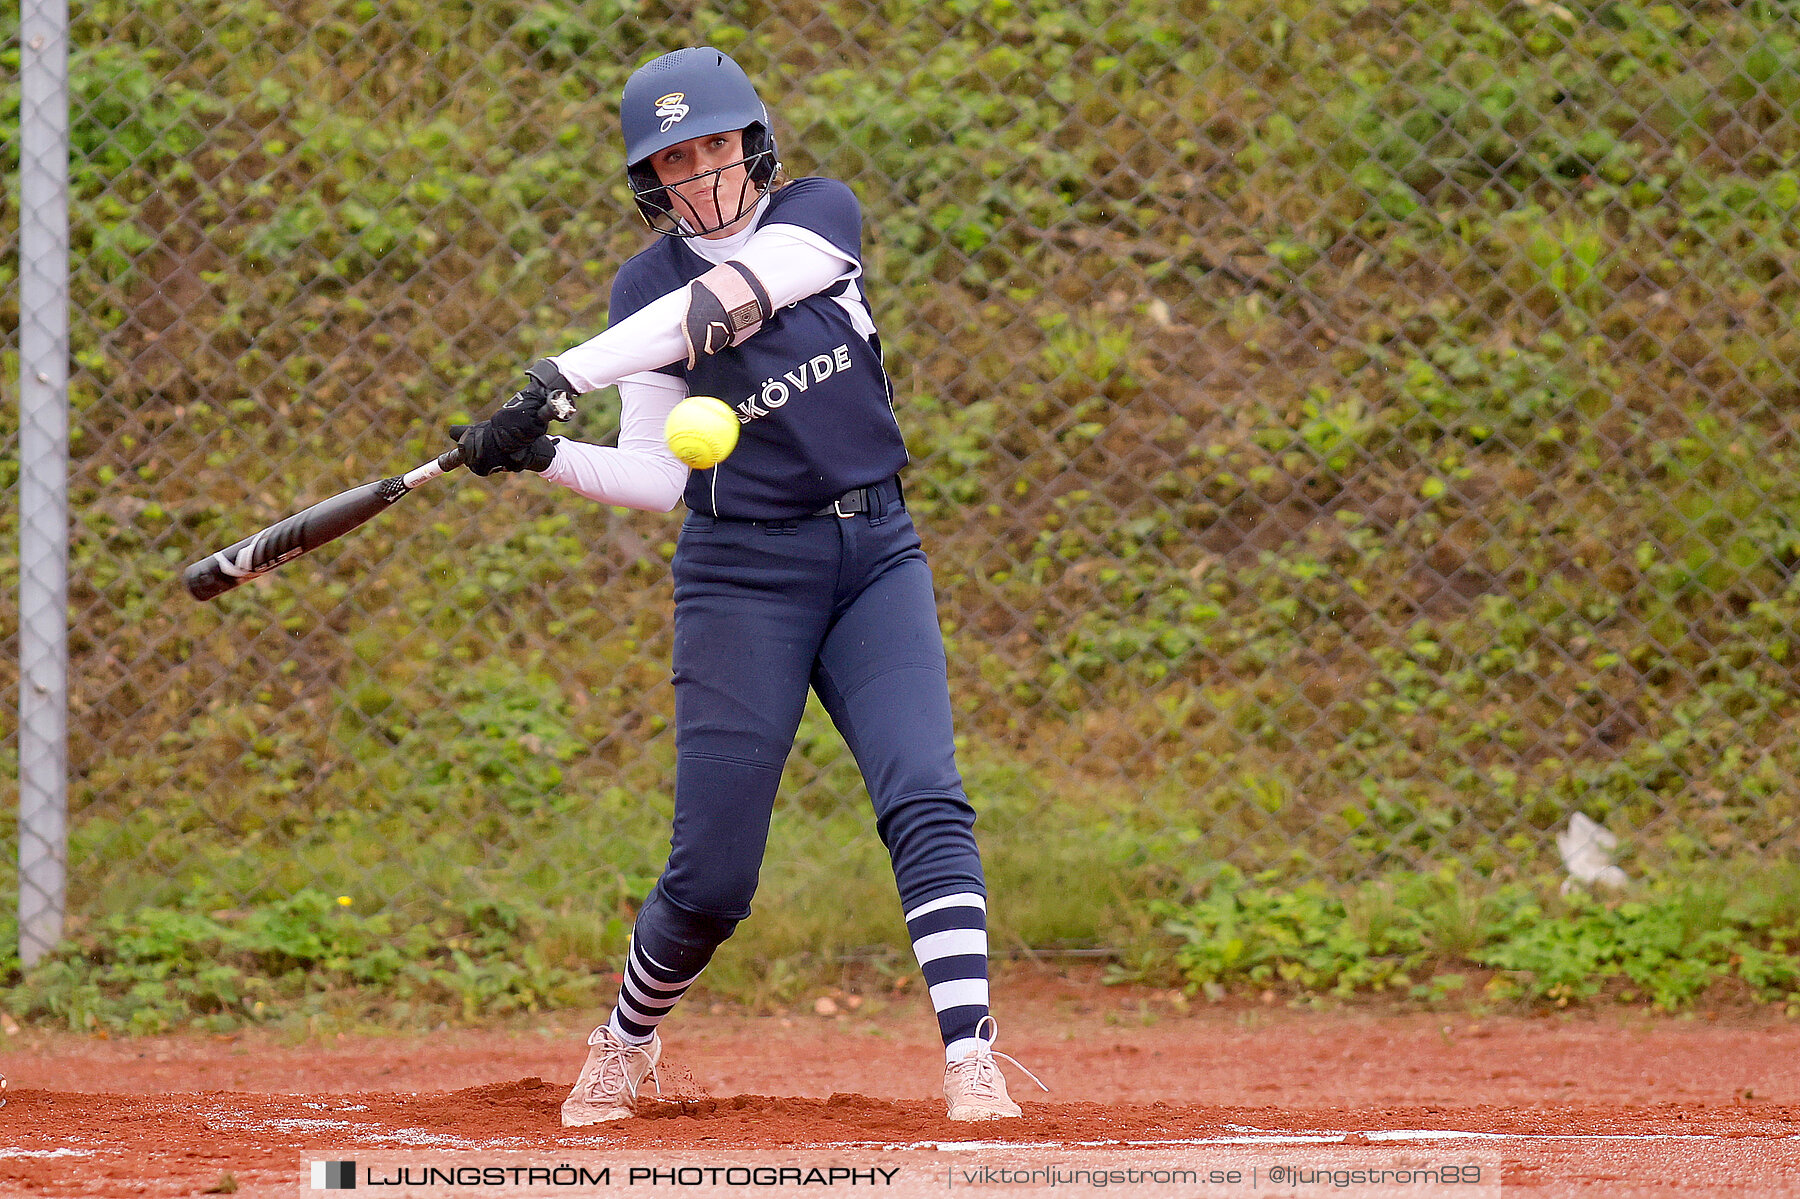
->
xmin=621 ymin=48 xmax=780 ymax=238
xmin=627 ymin=123 xmax=778 ymax=237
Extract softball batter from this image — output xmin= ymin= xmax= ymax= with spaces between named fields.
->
xmin=454 ymin=46 xmax=1044 ymax=1124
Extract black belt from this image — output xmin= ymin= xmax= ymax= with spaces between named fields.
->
xmin=714 ymin=479 xmax=899 ymax=524
xmin=811 ymin=481 xmax=889 ymax=517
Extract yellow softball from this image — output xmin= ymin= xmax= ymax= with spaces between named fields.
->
xmin=664 ymin=395 xmax=740 ymax=470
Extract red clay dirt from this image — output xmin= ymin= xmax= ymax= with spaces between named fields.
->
xmin=1 ymin=969 xmax=1797 ymax=1197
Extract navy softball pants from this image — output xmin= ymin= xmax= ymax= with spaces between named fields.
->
xmin=631 ymin=479 xmax=986 ymax=972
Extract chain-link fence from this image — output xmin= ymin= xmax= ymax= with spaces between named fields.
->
xmin=5 ymin=0 xmax=1798 ymax=948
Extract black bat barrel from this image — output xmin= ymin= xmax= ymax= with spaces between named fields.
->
xmin=182 ymin=476 xmax=409 ymax=601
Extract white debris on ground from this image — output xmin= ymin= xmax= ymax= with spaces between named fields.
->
xmin=1556 ymin=812 xmax=1631 ymax=896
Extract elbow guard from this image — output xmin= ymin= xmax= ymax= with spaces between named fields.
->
xmin=683 ymin=261 xmax=773 ymax=369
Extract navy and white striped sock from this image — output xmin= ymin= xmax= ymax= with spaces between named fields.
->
xmin=606 ymin=936 xmax=703 ymax=1044
xmin=905 ymin=891 xmax=991 ymax=1062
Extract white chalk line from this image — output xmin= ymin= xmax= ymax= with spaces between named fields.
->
xmin=344 ymin=1127 xmax=1800 ymax=1152
xmin=826 ymin=1127 xmax=1798 ymax=1152
xmin=64 ymin=1110 xmax=1800 ymax=1155
xmin=198 ymin=1110 xmax=528 ymax=1150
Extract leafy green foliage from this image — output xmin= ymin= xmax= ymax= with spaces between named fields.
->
xmin=0 ymin=891 xmax=599 ymax=1034
xmin=7 ymin=857 xmax=1795 ymax=1032
xmin=1154 ymin=865 xmax=1800 ymax=1011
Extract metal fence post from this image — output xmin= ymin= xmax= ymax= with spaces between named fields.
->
xmin=17 ymin=0 xmax=71 ymax=966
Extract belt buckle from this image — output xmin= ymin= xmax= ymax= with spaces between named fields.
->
xmin=832 ymin=494 xmax=857 ymax=518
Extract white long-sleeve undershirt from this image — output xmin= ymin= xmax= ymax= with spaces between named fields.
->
xmin=538 ymin=371 xmax=692 ymax=511
xmin=537 ymin=214 xmax=859 ymax=512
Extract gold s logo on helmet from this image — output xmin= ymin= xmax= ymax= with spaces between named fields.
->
xmin=655 ymin=92 xmax=691 ymax=133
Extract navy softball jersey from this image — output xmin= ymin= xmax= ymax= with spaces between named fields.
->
xmin=606 ymin=177 xmax=909 ymax=519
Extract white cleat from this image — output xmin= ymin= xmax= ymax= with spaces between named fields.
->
xmin=561 ymin=1025 xmax=662 ymax=1127
xmin=943 ymin=1016 xmax=1046 ymax=1120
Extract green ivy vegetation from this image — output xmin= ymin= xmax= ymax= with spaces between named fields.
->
xmin=2 ymin=0 xmax=1798 ymax=1017
xmin=1148 ymin=862 xmax=1800 ymax=1013
xmin=5 ymin=864 xmax=1797 ymax=1034
xmin=0 ymin=891 xmax=601 ymax=1034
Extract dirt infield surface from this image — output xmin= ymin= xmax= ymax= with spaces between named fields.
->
xmin=1 ymin=972 xmax=1797 ymax=1197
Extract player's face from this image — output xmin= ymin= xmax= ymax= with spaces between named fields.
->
xmin=650 ymin=129 xmax=757 ymax=239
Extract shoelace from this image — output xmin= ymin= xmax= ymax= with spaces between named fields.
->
xmin=581 ymin=1026 xmax=661 ymax=1104
xmin=949 ymin=1016 xmax=1048 ymax=1097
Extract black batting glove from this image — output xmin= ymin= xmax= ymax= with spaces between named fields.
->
xmin=487 ymin=358 xmax=577 ymax=455
xmin=450 ymin=357 xmax=578 ymax=476
xmin=450 ymin=422 xmax=559 ymax=476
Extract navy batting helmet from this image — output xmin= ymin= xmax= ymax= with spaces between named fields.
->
xmin=622 ymin=47 xmax=780 ymax=237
